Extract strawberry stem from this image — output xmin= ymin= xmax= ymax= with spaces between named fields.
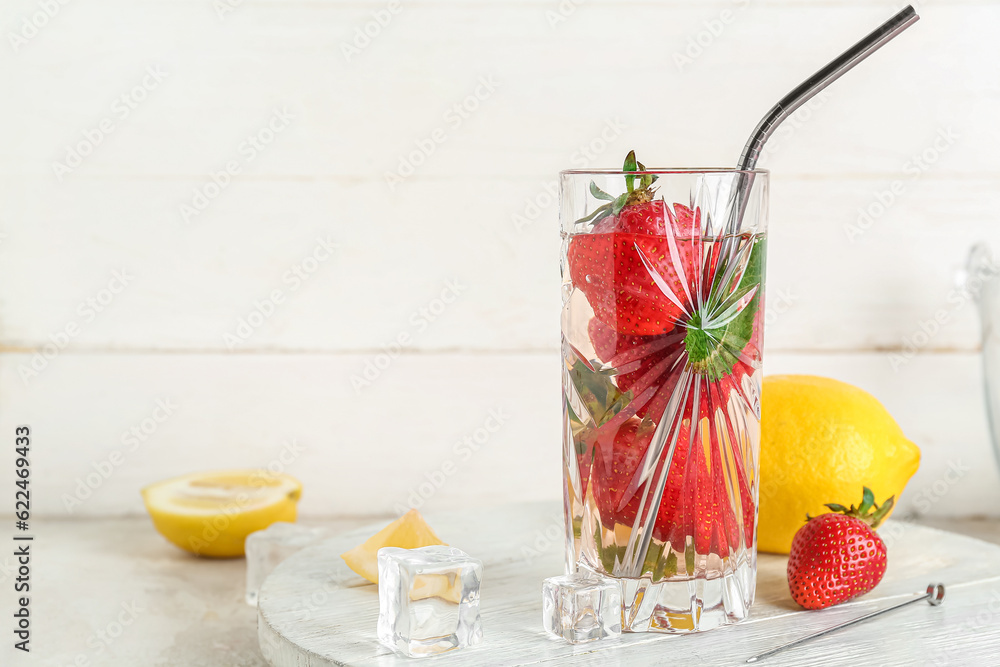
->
xmin=822 ymin=487 xmax=896 ymax=530
xmin=575 ymin=150 xmax=658 ymax=225
xmin=857 ymin=487 xmax=876 ymax=515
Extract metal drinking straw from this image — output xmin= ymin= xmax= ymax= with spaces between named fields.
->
xmin=737 ymin=7 xmax=928 ymax=661
xmin=628 ymin=4 xmax=920 ymax=586
xmin=745 ymin=583 xmax=946 ymax=663
xmin=726 ymin=5 xmax=920 ymax=236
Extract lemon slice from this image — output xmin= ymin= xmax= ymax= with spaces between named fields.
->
xmin=410 ymin=573 xmax=462 ymax=604
xmin=141 ymin=469 xmax=302 ymax=558
xmin=340 ymin=509 xmax=445 ymax=583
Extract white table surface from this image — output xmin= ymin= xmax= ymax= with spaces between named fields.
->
xmin=258 ymin=503 xmax=1000 ymax=667
xmin=3 ymin=507 xmax=999 ymax=667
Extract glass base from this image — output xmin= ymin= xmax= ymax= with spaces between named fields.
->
xmin=608 ymin=559 xmax=756 ymax=634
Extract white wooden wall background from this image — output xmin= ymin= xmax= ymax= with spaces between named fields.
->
xmin=1 ymin=0 xmax=999 ymax=518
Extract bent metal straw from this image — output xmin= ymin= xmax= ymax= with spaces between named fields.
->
xmin=725 ymin=6 xmax=920 ymax=242
xmin=619 ymin=5 xmax=921 ymax=581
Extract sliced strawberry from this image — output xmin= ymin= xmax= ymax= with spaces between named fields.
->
xmin=576 ymin=450 xmax=592 ymax=501
xmin=578 ymin=232 xmax=763 ymax=408
xmin=569 ymin=202 xmax=706 ymax=338
xmin=737 ymin=458 xmax=756 ymax=549
xmin=703 ymin=375 xmax=756 ymax=551
xmin=590 ymin=418 xmax=653 ymax=527
xmin=585 ymin=382 xmax=758 ymax=561
xmin=653 ymin=434 xmax=691 ymax=550
xmin=568 ymin=232 xmax=698 ymax=336
xmin=652 ymin=390 xmax=705 ymax=548
xmin=702 ymin=420 xmax=729 ymax=556
xmin=587 ymin=388 xmax=701 ymax=543
xmin=587 ymin=318 xmax=685 ymax=394
xmin=665 ymin=203 xmax=705 ymax=303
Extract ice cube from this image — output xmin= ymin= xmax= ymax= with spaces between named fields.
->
xmin=377 ymin=545 xmax=484 ymax=657
xmin=245 ymin=522 xmax=328 ymax=606
xmin=542 ymin=572 xmax=622 ymax=643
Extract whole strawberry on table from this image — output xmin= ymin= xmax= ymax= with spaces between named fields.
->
xmin=787 ymin=487 xmax=893 ymax=610
xmin=563 ymin=151 xmax=766 ymax=578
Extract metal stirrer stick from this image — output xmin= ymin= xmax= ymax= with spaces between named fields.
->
xmin=745 ymin=583 xmax=946 ymax=664
xmin=725 ymin=5 xmax=920 ymax=238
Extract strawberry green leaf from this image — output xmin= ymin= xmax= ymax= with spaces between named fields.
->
xmin=568 ymin=358 xmax=633 ymax=428
xmin=624 ymin=150 xmax=638 ymax=192
xmin=580 ymin=151 xmax=657 ymax=223
xmin=575 ymin=202 xmax=613 ymax=224
xmin=870 ymin=495 xmax=895 ymax=529
xmin=823 ymin=489 xmax=896 ymax=529
xmin=858 ymin=487 xmax=876 ymax=515
xmin=623 ymin=150 xmax=638 ymax=171
xmin=643 ymin=175 xmax=657 ymax=189
xmin=641 ymin=540 xmax=665 ymax=579
xmin=636 ymin=160 xmax=658 ymax=190
xmin=685 ymin=237 xmax=766 ymax=379
xmin=658 ymin=549 xmax=678 ymax=580
xmin=590 ymin=181 xmax=615 ymax=201
xmin=611 ymin=192 xmax=629 ymax=215
xmin=566 ymin=402 xmax=588 ymax=455
xmin=601 ymin=541 xmax=622 ymax=573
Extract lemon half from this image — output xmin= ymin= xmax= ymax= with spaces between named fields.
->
xmin=141 ymin=469 xmax=302 ymax=558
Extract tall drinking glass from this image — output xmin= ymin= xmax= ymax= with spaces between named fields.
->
xmin=560 ymin=167 xmax=768 ymax=633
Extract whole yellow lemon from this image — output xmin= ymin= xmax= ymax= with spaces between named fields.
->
xmin=758 ymin=375 xmax=920 ymax=554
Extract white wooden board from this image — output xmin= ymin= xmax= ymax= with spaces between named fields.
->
xmin=257 ymin=502 xmax=1000 ymax=666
